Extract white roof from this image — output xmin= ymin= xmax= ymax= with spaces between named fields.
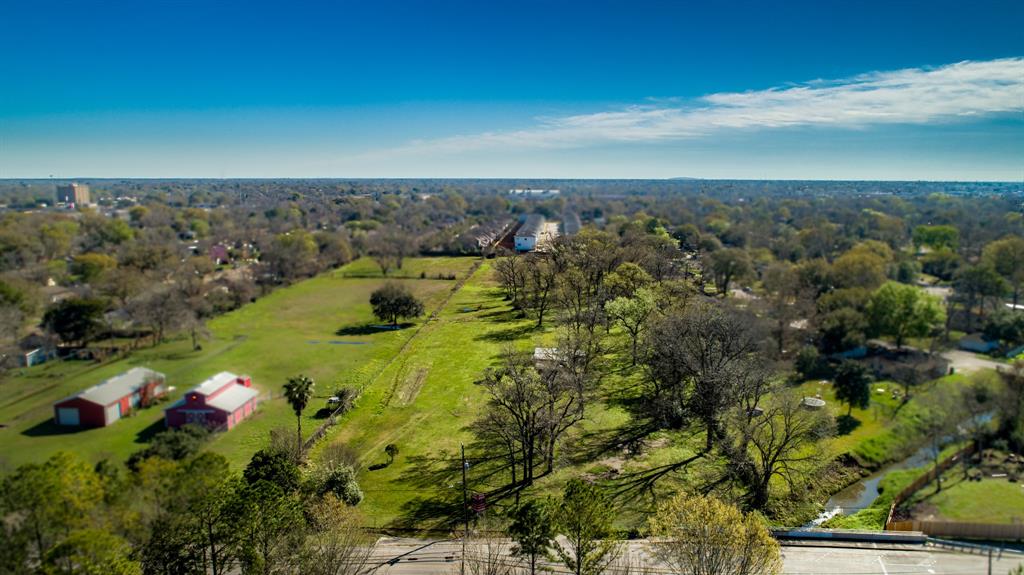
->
xmin=206 ymin=383 xmax=259 ymax=412
xmin=75 ymin=367 xmax=163 ymax=406
xmin=533 ymin=347 xmax=560 ymax=361
xmin=192 ymin=372 xmax=242 ymax=396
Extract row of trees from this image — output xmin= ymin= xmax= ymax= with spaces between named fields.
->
xmin=485 ymin=224 xmax=836 ymax=515
xmin=1 ymin=445 xmax=365 ymax=575
xmin=499 ymin=482 xmax=781 ymax=575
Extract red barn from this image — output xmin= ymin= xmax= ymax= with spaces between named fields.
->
xmin=164 ymin=372 xmax=258 ymax=430
xmin=53 ymin=367 xmax=167 ymax=427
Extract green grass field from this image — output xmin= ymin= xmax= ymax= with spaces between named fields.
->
xmin=313 ymin=260 xmax=703 ymax=528
xmin=910 ymin=476 xmax=1024 ymax=524
xmin=312 ymin=259 xmax=550 ymax=526
xmin=793 ymin=374 xmax=971 ymax=469
xmin=0 ymin=257 xmax=478 ymax=470
xmin=2 ymin=253 xmax=1002 ymax=530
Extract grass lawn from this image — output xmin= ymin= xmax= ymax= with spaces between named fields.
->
xmin=314 ymin=260 xmax=706 ymax=528
xmin=792 ymin=378 xmax=902 ymax=457
xmin=911 ymin=476 xmax=1024 ymax=524
xmin=312 ymin=260 xmax=546 ymax=527
xmin=0 ymin=257 xmax=478 ymax=471
xmin=794 ymin=374 xmax=973 ymax=469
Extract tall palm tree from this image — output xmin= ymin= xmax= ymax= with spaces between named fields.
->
xmin=282 ymin=375 xmax=315 ymax=457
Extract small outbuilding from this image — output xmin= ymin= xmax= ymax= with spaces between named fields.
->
xmin=53 ymin=367 xmax=167 ymax=427
xmin=959 ymin=333 xmax=999 ymax=353
xmin=164 ymin=372 xmax=258 ymax=430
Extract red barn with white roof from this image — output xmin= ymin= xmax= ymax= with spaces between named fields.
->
xmin=164 ymin=372 xmax=258 ymax=430
xmin=53 ymin=367 xmax=167 ymax=427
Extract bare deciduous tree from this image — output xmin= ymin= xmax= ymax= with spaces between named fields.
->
xmin=300 ymin=495 xmax=375 ymax=575
xmin=723 ymin=389 xmax=834 ymax=510
xmin=522 ymin=256 xmax=558 ymax=328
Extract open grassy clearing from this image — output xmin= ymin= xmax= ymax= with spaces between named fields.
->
xmin=2 ymin=252 xmax=996 ymax=531
xmin=910 ymin=476 xmax=1024 ymax=524
xmin=315 ymin=261 xmax=706 ymax=528
xmin=313 ymin=260 xmax=546 ymax=526
xmin=794 ymin=374 xmax=971 ymax=469
xmin=0 ymin=257 xmax=478 ymax=470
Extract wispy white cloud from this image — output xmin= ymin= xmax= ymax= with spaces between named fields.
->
xmin=360 ymin=57 xmax=1024 ymax=159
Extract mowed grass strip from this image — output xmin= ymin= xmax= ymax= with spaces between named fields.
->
xmin=0 ymin=257 xmax=478 ymax=470
xmin=315 ymin=260 xmax=549 ymax=526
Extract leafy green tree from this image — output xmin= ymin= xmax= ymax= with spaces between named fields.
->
xmin=0 ymin=278 xmax=34 ymax=312
xmin=818 ymin=307 xmax=868 ymax=354
xmin=705 ymin=247 xmax=752 ymax=295
xmin=127 ymin=424 xmax=210 ymax=470
xmin=42 ymin=297 xmax=106 ymax=346
xmin=38 ymin=220 xmax=80 ymax=259
xmin=984 ymin=309 xmax=1024 ymax=347
xmin=302 ymin=462 xmax=364 ymax=505
xmin=952 ymin=264 xmax=1007 ymax=331
xmin=384 ymin=443 xmax=399 ymax=464
xmin=912 ymin=225 xmax=960 ymax=251
xmin=44 ymin=529 xmax=141 ymax=575
xmin=237 ymin=480 xmax=304 ymax=575
xmin=263 ymin=229 xmax=319 ymax=281
xmin=983 ymin=236 xmax=1024 ymax=307
xmin=179 ymin=453 xmax=241 ymax=575
xmin=602 ymin=262 xmax=653 ymax=299
xmin=920 ymin=248 xmax=961 ymax=281
xmin=1 ymin=452 xmax=103 ymax=561
xmin=832 ymin=243 xmax=890 ymax=290
xmin=244 ymin=449 xmax=300 ymax=493
xmin=283 ymin=375 xmax=315 ymax=456
xmin=553 ymin=480 xmax=620 ymax=575
xmin=605 ymin=287 xmax=656 ymax=365
xmin=833 ymin=360 xmax=872 ymax=415
xmin=648 ymin=493 xmax=781 ymax=575
xmin=369 ymin=282 xmax=425 ymax=326
xmin=866 ymin=281 xmax=945 ymax=349
xmin=70 ymin=253 xmax=118 ymax=283
xmin=508 ymin=499 xmax=555 ymax=575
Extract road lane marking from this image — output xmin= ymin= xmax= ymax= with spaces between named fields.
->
xmin=878 ymin=556 xmax=889 ymax=575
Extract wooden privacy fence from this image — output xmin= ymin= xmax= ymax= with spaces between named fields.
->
xmin=885 ymin=442 xmax=1024 ymax=541
xmin=889 ymin=520 xmax=1024 ymax=541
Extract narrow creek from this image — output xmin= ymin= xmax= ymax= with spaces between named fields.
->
xmin=809 ymin=412 xmax=992 ymax=526
xmin=808 ymin=443 xmax=936 ymax=525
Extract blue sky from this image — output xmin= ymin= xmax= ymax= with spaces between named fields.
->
xmin=1 ymin=0 xmax=1022 ymax=180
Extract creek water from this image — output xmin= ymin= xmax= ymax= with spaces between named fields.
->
xmin=808 ymin=444 xmax=937 ymax=526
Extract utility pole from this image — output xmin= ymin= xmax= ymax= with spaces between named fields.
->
xmin=461 ymin=443 xmax=469 ymax=575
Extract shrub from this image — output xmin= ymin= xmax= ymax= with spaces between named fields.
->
xmin=303 ymin=462 xmax=363 ymax=505
xmin=244 ymin=449 xmax=300 ymax=492
xmin=126 ymin=424 xmax=210 ymax=470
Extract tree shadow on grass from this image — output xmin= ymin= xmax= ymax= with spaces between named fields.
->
xmin=388 ymin=453 xmax=465 ymax=529
xmin=21 ymin=419 xmax=90 ymax=437
xmin=836 ymin=414 xmax=862 ymax=436
xmin=392 ymin=493 xmax=464 ymax=531
xmin=567 ymin=418 xmax=665 ymax=466
xmin=134 ymin=419 xmax=167 ymax=444
xmin=477 ymin=308 xmax=523 ymax=323
xmin=335 ymin=323 xmax=413 ymax=336
xmin=312 ymin=407 xmax=335 ymax=419
xmin=474 ymin=323 xmax=540 ymax=343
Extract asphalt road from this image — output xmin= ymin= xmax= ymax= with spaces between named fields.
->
xmin=365 ymin=538 xmax=1024 ymax=575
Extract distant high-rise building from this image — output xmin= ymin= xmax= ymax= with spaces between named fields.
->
xmin=56 ymin=183 xmax=90 ymax=205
